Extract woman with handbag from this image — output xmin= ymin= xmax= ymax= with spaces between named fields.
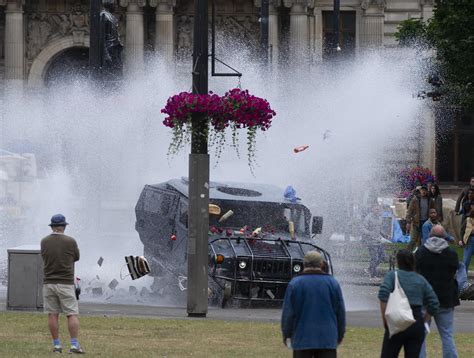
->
xmin=378 ymin=249 xmax=439 ymax=358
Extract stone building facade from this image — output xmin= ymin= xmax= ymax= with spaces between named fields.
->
xmin=3 ymin=0 xmax=471 ymax=184
xmin=0 ymin=0 xmax=434 ymax=87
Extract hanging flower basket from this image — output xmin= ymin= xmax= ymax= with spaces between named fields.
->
xmin=161 ymin=88 xmax=276 ymax=170
xmin=397 ymin=166 xmax=436 ymax=198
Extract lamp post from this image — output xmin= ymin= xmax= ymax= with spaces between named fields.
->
xmin=260 ymin=0 xmax=269 ymax=64
xmin=89 ymin=0 xmax=101 ymax=80
xmin=333 ymin=0 xmax=340 ymax=54
xmin=187 ymin=0 xmax=209 ymax=317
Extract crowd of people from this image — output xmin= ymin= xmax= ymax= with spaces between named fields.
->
xmin=281 ymin=177 xmax=474 ymax=358
xmin=405 ymin=177 xmax=473 ymax=282
xmin=281 ymin=229 xmax=470 ymax=358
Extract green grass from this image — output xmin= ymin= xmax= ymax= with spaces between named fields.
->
xmin=0 ymin=312 xmax=473 ymax=357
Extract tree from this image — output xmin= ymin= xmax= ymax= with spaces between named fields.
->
xmin=395 ymin=1 xmax=474 ymax=110
xmin=429 ymin=1 xmax=474 ymax=109
xmin=395 ymin=18 xmax=427 ymax=47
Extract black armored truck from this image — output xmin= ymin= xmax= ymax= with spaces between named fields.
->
xmin=135 ymin=178 xmax=332 ymax=306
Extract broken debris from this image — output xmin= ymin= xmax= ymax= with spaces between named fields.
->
xmin=108 ymin=279 xmax=119 ymax=290
xmin=92 ymin=287 xmax=103 ymax=297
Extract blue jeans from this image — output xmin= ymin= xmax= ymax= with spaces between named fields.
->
xmin=419 ymin=308 xmax=458 ymax=358
xmin=456 ymin=262 xmax=468 ymax=292
xmin=463 ymin=237 xmax=474 ymax=274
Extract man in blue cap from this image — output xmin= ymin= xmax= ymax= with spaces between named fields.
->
xmin=41 ymin=214 xmax=84 ymax=354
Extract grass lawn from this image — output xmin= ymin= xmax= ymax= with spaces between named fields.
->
xmin=0 ymin=312 xmax=473 ymax=357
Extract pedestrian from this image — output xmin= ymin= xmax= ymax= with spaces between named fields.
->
xmin=361 ymin=204 xmax=386 ymax=277
xmin=459 ymin=189 xmax=474 ymax=222
xmin=427 ymin=181 xmax=434 ymax=198
xmin=378 ymin=249 xmax=439 ymax=358
xmin=415 ymin=225 xmax=459 ymax=358
xmin=421 ymin=208 xmax=439 ymax=245
xmin=430 ymin=183 xmax=444 ymax=222
xmin=455 ymin=176 xmax=474 ymax=215
xmin=406 ymin=186 xmax=435 ymax=250
xmin=460 ymin=203 xmax=474 ymax=275
xmin=406 ymin=188 xmax=417 ymax=208
xmin=281 ymin=251 xmax=345 ymax=358
xmin=40 ymin=214 xmax=84 ymax=354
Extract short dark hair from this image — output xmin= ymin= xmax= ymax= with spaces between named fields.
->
xmin=396 ymin=249 xmax=416 ymax=271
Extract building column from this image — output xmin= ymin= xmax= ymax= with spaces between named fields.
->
xmin=122 ymin=0 xmax=145 ymax=76
xmin=421 ymin=107 xmax=436 ymax=172
xmin=153 ymin=0 xmax=175 ymax=64
xmin=421 ymin=0 xmax=434 ymax=21
xmin=285 ymin=0 xmax=309 ymax=62
xmin=313 ymin=6 xmax=323 ymax=62
xmin=359 ymin=2 xmax=385 ymax=48
xmin=268 ymin=3 xmax=279 ymax=69
xmin=4 ymin=0 xmax=24 ymax=83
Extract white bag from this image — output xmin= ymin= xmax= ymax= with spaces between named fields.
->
xmin=384 ymin=271 xmax=416 ymax=337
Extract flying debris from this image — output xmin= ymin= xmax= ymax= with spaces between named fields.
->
xmin=97 ymin=257 xmax=104 ymax=267
xmin=293 ymin=145 xmax=309 ymax=153
xmin=108 ymin=279 xmax=119 ymax=290
xmin=125 ymin=256 xmax=151 ymax=280
xmin=323 ymin=130 xmax=331 ymax=140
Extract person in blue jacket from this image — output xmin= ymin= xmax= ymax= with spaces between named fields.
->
xmin=281 ymin=251 xmax=345 ymax=358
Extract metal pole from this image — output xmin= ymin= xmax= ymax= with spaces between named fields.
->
xmin=89 ymin=0 xmax=101 ymax=80
xmin=260 ymin=0 xmax=269 ymax=64
xmin=187 ymin=0 xmax=209 ymax=317
xmin=333 ymin=0 xmax=340 ymax=54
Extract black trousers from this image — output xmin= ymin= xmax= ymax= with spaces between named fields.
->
xmin=293 ymin=349 xmax=337 ymax=358
xmin=381 ymin=306 xmax=425 ymax=358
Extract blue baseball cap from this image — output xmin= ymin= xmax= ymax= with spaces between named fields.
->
xmin=49 ymin=214 xmax=69 ymax=227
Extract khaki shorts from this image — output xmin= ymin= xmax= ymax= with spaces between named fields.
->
xmin=43 ymin=284 xmax=79 ymax=316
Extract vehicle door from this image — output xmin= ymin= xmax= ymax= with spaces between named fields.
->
xmin=171 ymin=197 xmax=189 ymax=264
xmin=138 ymin=186 xmax=179 ymax=252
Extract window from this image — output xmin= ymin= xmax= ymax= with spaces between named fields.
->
xmin=322 ymin=11 xmax=356 ymax=59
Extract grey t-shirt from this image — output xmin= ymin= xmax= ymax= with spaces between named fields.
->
xmin=420 ymin=197 xmax=429 ymax=221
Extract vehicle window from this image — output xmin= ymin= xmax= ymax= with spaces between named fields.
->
xmin=209 ymin=201 xmax=309 ymax=235
xmin=179 ymin=200 xmax=188 ymax=228
xmin=144 ymin=190 xmax=175 ymax=215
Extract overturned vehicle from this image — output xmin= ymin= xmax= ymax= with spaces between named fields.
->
xmin=135 ymin=178 xmax=332 ymax=306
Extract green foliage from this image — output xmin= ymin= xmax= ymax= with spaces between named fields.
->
xmin=429 ymin=0 xmax=474 ymax=109
xmin=395 ymin=18 xmax=427 ymax=46
xmin=394 ymin=1 xmax=474 ymax=110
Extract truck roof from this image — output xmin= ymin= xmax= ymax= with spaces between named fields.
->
xmin=153 ymin=178 xmax=301 ymax=204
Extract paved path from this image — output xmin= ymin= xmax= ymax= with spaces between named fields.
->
xmin=1 ymin=287 xmax=473 ymax=333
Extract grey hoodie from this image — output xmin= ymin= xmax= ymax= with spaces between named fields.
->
xmin=424 ymin=236 xmax=449 ymax=254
